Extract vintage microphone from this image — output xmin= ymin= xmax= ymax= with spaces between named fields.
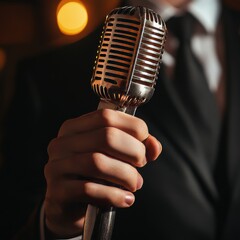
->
xmin=83 ymin=5 xmax=167 ymax=240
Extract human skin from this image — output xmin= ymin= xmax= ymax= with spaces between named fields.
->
xmin=44 ymin=109 xmax=162 ymax=237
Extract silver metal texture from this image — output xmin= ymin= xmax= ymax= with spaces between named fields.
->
xmin=91 ymin=6 xmax=167 ymax=112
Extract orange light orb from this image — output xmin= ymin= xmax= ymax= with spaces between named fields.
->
xmin=57 ymin=1 xmax=88 ymax=36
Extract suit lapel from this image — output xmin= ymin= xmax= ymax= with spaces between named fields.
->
xmin=139 ymin=64 xmax=219 ymax=201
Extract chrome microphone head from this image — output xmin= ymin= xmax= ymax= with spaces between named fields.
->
xmin=91 ymin=6 xmax=167 ymax=112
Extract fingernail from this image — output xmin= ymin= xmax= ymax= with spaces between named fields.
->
xmin=125 ymin=194 xmax=134 ymax=206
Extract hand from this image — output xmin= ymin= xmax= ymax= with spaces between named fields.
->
xmin=43 ymin=109 xmax=162 ymax=238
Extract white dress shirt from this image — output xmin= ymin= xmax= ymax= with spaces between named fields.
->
xmin=130 ymin=0 xmax=221 ymax=91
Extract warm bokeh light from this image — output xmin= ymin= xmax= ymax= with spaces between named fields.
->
xmin=0 ymin=48 xmax=6 ymax=71
xmin=57 ymin=0 xmax=88 ymax=36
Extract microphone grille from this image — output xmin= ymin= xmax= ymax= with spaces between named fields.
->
xmin=91 ymin=6 xmax=167 ymax=107
xmin=132 ymin=7 xmax=166 ymax=87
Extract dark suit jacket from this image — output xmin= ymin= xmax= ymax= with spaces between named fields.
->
xmin=1 ymin=4 xmax=240 ymax=240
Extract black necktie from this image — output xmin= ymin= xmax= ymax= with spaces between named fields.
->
xmin=166 ymin=13 xmax=229 ymax=237
xmin=167 ymin=13 xmax=220 ymax=167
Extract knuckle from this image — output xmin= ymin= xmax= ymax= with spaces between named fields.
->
xmin=134 ymin=118 xmax=148 ymax=139
xmin=133 ymin=144 xmax=146 ymax=167
xmin=120 ymin=164 xmax=139 ymax=192
xmin=101 ymin=127 xmax=117 ymax=148
xmin=81 ymin=181 xmax=93 ymax=197
xmin=135 ymin=158 xmax=146 ymax=168
xmin=44 ymin=162 xmax=58 ymax=187
xmin=58 ymin=118 xmax=74 ymax=135
xmin=90 ymin=153 xmax=108 ymax=174
xmin=47 ymin=138 xmax=59 ymax=156
xmin=98 ymin=109 xmax=115 ymax=126
xmin=137 ymin=118 xmax=148 ymax=132
xmin=129 ymin=168 xmax=139 ymax=192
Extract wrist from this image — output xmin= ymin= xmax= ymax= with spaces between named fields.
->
xmin=41 ymin=203 xmax=84 ymax=239
xmin=45 ymin=218 xmax=84 ymax=239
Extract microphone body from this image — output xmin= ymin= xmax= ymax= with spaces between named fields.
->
xmin=83 ymin=6 xmax=167 ymax=240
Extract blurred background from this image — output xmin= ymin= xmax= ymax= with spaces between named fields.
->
xmin=0 ymin=0 xmax=121 ymax=118
xmin=0 ymin=0 xmax=121 ymax=167
xmin=0 ymin=0 xmax=239 ymax=167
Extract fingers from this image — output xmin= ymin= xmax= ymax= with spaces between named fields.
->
xmin=45 ymin=152 xmax=143 ymax=193
xmin=58 ymin=109 xmax=149 ymax=142
xmin=48 ymin=127 xmax=147 ymax=167
xmin=45 ymin=179 xmax=136 ymax=208
xmin=44 ymin=176 xmax=136 ymax=236
xmin=44 ymin=109 xmax=162 ymax=237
